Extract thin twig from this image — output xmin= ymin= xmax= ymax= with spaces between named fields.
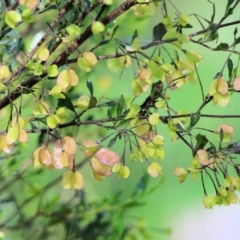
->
xmin=141 ymin=19 xmax=240 ymax=50
xmin=190 ymin=38 xmax=240 ymax=55
xmin=194 ymin=62 xmax=204 ymax=101
xmin=176 ymin=131 xmax=195 ymax=153
xmin=216 ymin=0 xmax=240 ymax=27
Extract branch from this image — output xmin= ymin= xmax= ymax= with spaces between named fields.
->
xmin=48 ymin=1 xmax=103 ymax=57
xmin=0 ymin=1 xmax=19 ymax=39
xmin=176 ymin=131 xmax=195 ymax=153
xmin=1 ymin=2 xmax=240 ymax=113
xmin=141 ymin=19 xmax=240 ymax=50
xmin=216 ymin=0 xmax=240 ymax=27
xmin=52 ymin=0 xmax=138 ymax=66
xmin=0 ymin=110 xmax=239 ymax=136
xmin=190 ymin=38 xmax=240 ymax=55
xmin=0 ymin=1 xmax=138 ymax=110
xmin=5 ymin=0 xmax=76 ymax=84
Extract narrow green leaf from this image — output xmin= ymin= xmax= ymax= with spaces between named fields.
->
xmin=107 ymin=108 xmax=112 ymax=119
xmin=97 ymin=100 xmax=117 ymax=108
xmin=131 ymin=29 xmax=138 ymax=44
xmin=86 ymin=79 xmax=94 ymax=96
xmin=162 ymin=0 xmax=168 ymax=16
xmin=116 ymin=109 xmax=130 ymax=127
xmin=58 ymin=93 xmax=77 ymax=115
xmin=233 ymin=65 xmax=238 ymax=78
xmin=30 ymin=122 xmax=41 ymax=134
xmin=182 ymin=23 xmax=193 ymax=28
xmin=219 ymin=127 xmax=224 ymax=142
xmin=215 ymin=42 xmax=229 ymax=50
xmin=83 ymin=0 xmax=91 ymax=10
xmin=122 ymin=201 xmax=146 ymax=209
xmin=234 ymin=27 xmax=238 ymax=39
xmin=225 ymin=5 xmax=234 ymax=17
xmin=117 ymin=95 xmax=127 ymax=116
xmin=189 ymin=111 xmax=201 ymax=128
xmin=0 ymin=196 xmax=14 ymax=204
xmin=194 ymin=14 xmax=209 ymax=27
xmin=226 ymin=0 xmax=234 ymax=14
xmin=111 ymin=25 xmax=119 ymax=39
xmin=152 ymin=23 xmax=167 ymax=41
xmin=108 ymin=134 xmax=119 ymax=147
xmin=195 ymin=134 xmax=208 ymax=152
xmin=210 ymin=3 xmax=215 ymax=24
xmin=227 ymin=58 xmax=233 ymax=78
xmin=133 ymin=174 xmax=150 ymax=195
xmin=205 ymin=31 xmax=218 ymax=42
xmin=22 ymin=88 xmax=35 ymax=94
xmin=89 ymin=96 xmax=97 ymax=108
xmin=234 ymin=36 xmax=240 ymax=46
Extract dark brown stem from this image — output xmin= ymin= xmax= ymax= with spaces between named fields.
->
xmin=4 ymin=0 xmax=76 ymax=84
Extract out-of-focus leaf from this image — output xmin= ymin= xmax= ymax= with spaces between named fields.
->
xmin=204 ymin=29 xmax=218 ymax=42
xmin=233 ymin=36 xmax=240 ymax=47
xmin=122 ymin=200 xmax=146 ymax=209
xmin=189 ymin=111 xmax=201 ymax=128
xmin=225 ymin=0 xmax=234 ymax=14
xmin=89 ymin=96 xmax=97 ymax=108
xmin=195 ymin=133 xmax=208 ymax=152
xmin=219 ymin=127 xmax=224 ymax=143
xmin=227 ymin=58 xmax=233 ymax=78
xmin=111 ymin=25 xmax=119 ymax=39
xmin=58 ymin=93 xmax=77 ymax=115
xmin=22 ymin=88 xmax=35 ymax=94
xmin=210 ymin=3 xmax=215 ymax=24
xmin=233 ymin=65 xmax=238 ymax=78
xmin=234 ymin=27 xmax=238 ymax=38
xmin=107 ymin=109 xmax=113 ymax=120
xmin=131 ymin=29 xmax=138 ymax=44
xmin=146 ymin=176 xmax=165 ymax=195
xmin=133 ymin=174 xmax=150 ymax=195
xmin=152 ymin=23 xmax=167 ymax=41
xmin=30 ymin=122 xmax=41 ymax=134
xmin=225 ymin=7 xmax=233 ymax=18
xmin=117 ymin=109 xmax=130 ymax=126
xmin=206 ymin=142 xmax=216 ymax=153
xmin=87 ymin=79 xmax=94 ymax=96
xmin=107 ymin=134 xmax=119 ymax=148
xmin=215 ymin=42 xmax=229 ymax=50
xmin=117 ymin=95 xmax=127 ymax=116
xmin=97 ymin=100 xmax=117 ymax=108
xmin=182 ymin=23 xmax=193 ymax=28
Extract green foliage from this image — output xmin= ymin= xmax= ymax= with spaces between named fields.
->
xmin=1 ymin=0 xmax=240 ymax=238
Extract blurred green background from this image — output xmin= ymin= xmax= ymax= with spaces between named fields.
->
xmin=1 ymin=0 xmax=240 ymax=239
